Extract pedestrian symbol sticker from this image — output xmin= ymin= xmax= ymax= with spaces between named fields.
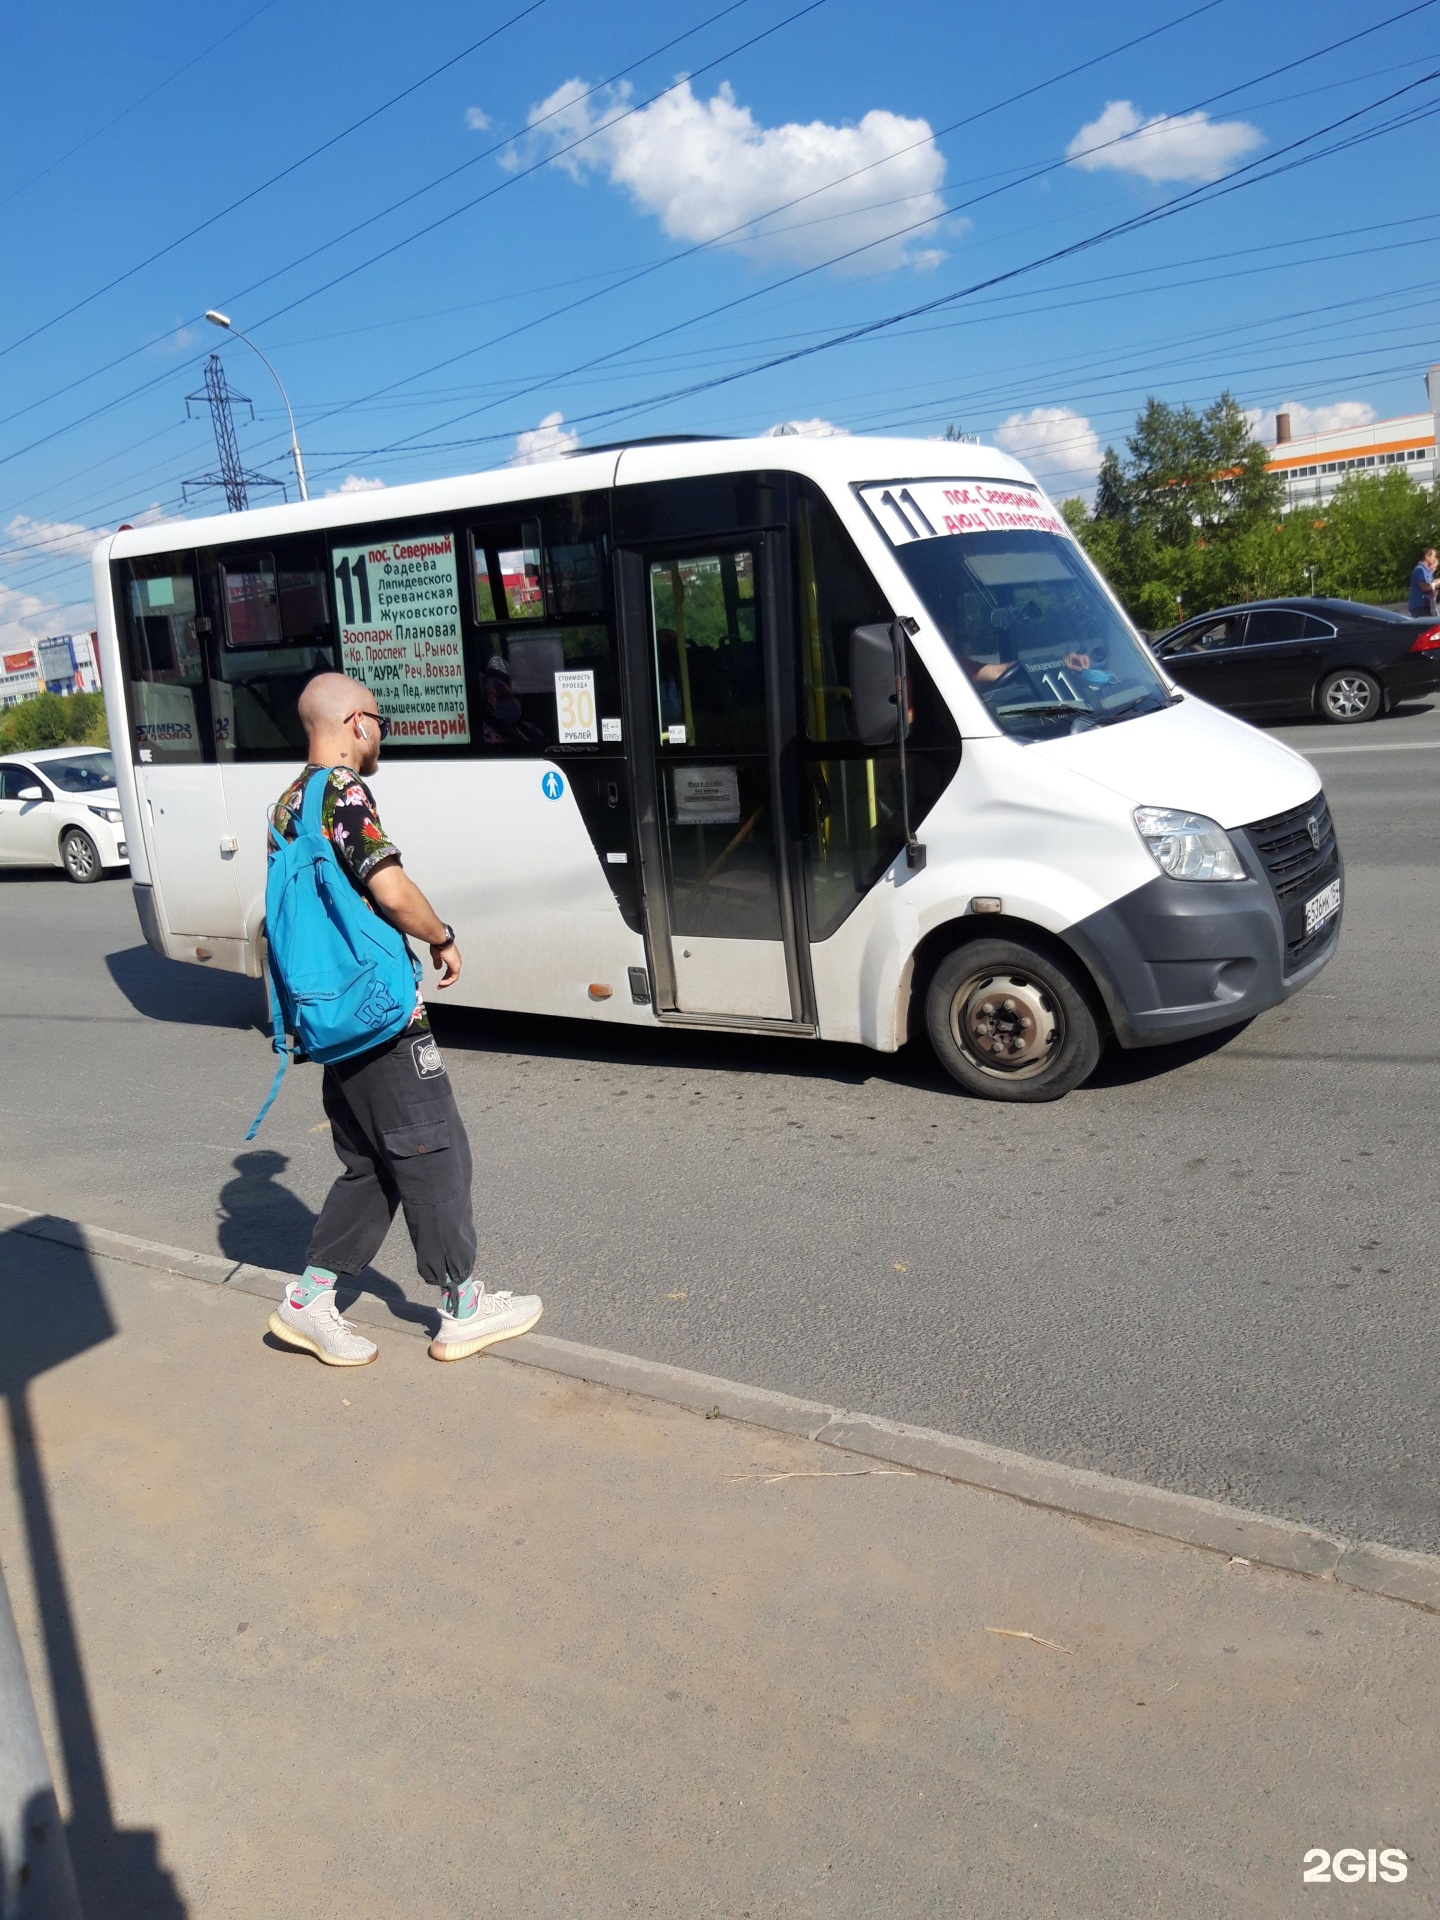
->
xmin=541 ymin=770 xmax=565 ymax=801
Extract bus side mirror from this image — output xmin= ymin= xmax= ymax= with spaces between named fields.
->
xmin=849 ymin=623 xmax=900 ymax=744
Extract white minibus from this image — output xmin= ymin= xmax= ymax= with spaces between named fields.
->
xmin=93 ymin=434 xmax=1342 ymax=1101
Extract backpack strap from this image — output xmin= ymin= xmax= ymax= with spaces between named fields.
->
xmin=244 ymin=957 xmax=291 ymax=1140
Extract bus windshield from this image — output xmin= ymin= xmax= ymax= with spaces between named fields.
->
xmin=886 ymin=527 xmax=1172 ymax=742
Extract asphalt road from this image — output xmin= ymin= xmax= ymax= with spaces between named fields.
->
xmin=2 ymin=702 xmax=1437 ymax=1553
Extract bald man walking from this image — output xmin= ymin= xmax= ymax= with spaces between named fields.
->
xmin=265 ymin=672 xmax=542 ymax=1368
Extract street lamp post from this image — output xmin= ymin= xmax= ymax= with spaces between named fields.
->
xmin=204 ymin=309 xmax=309 ymax=502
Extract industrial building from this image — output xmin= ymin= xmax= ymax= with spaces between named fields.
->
xmin=1265 ymin=364 xmax=1438 ymax=508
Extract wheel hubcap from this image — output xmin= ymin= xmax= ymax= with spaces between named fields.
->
xmin=1327 ymin=676 xmax=1372 ymax=717
xmin=951 ymin=970 xmax=1062 ymax=1077
xmin=67 ymin=837 xmax=95 ymax=876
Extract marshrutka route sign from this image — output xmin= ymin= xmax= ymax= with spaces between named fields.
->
xmin=332 ymin=529 xmax=470 ymax=744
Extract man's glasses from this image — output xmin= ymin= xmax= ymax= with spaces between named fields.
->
xmin=345 ymin=709 xmax=392 ymax=740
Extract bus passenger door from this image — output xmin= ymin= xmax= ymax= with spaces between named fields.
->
xmin=617 ymin=535 xmax=810 ymax=1026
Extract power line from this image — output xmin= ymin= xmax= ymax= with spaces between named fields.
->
xmin=0 ymin=0 xmax=792 ymax=460
xmin=11 ymin=205 xmax=1439 ymax=556
xmin=0 ymin=0 xmax=1223 ymax=445
xmin=0 ymin=0 xmax=284 ymax=212
xmin=0 ymin=0 xmax=762 ymax=433
xmin=2 ymin=0 xmax=1403 ymax=472
xmin=5 ymin=0 xmax=1435 ymax=507
xmin=0 ymin=0 xmax=549 ymax=362
xmin=304 ymin=12 xmax=1440 ymax=463
xmin=14 ymin=259 xmax=1435 ymax=582
xmin=401 ymin=67 xmax=1440 ymax=457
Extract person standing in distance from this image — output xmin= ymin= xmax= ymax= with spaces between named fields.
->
xmin=1409 ymin=546 xmax=1438 ymax=618
xmin=266 ymin=671 xmax=542 ymax=1368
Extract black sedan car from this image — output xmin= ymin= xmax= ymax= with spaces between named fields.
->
xmin=1152 ymin=598 xmax=1440 ymax=723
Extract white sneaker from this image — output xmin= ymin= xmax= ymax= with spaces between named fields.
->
xmin=268 ymin=1290 xmax=378 ymax=1367
xmin=429 ymin=1285 xmax=543 ymax=1362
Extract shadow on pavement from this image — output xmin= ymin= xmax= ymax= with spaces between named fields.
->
xmin=428 ymin=1000 xmax=943 ymax=1094
xmin=1264 ymin=697 xmax=1436 ymax=734
xmin=216 ymin=1151 xmax=436 ymax=1334
xmin=0 ymin=1217 xmax=187 ymax=1917
xmin=429 ymin=999 xmax=1260 ymax=1102
xmin=217 ymin=1150 xmax=315 ymax=1273
xmin=1085 ymin=1020 xmax=1253 ymax=1089
xmin=105 ymin=944 xmax=265 ymax=1032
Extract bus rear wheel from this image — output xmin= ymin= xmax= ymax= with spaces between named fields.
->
xmin=926 ymin=937 xmax=1101 ymax=1102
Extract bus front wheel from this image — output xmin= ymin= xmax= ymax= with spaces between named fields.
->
xmin=926 ymin=937 xmax=1102 ymax=1102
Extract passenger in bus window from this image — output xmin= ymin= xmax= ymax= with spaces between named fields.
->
xmin=480 ymin=656 xmax=544 ymax=746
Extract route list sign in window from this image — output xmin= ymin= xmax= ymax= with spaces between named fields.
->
xmin=332 ymin=530 xmax=470 ymax=744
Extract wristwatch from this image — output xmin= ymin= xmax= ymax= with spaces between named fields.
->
xmin=434 ymin=923 xmax=456 ymax=948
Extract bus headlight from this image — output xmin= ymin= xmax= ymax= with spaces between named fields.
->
xmin=1133 ymin=806 xmax=1245 ymax=881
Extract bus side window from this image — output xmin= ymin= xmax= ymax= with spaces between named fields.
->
xmin=469 ymin=496 xmax=618 ymax=753
xmin=471 ymin=520 xmax=545 ymax=624
xmin=794 ymin=481 xmax=959 ymax=940
xmin=204 ymin=538 xmax=338 ymax=760
xmin=116 ymin=556 xmax=212 ymax=764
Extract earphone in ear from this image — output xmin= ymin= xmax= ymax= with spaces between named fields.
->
xmin=357 ymin=721 xmax=370 ymax=742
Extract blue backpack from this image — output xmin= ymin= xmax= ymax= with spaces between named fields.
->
xmin=246 ymin=767 xmax=421 ymax=1138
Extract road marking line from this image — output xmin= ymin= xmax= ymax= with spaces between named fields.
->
xmin=1301 ymin=740 xmax=1440 ymax=755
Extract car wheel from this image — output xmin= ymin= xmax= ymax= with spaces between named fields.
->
xmin=1317 ymin=668 xmax=1381 ymax=724
xmin=925 ymin=937 xmax=1102 ymax=1102
xmin=61 ymin=828 xmax=103 ymax=883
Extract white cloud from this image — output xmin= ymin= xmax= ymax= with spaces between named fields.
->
xmin=465 ymin=106 xmax=492 ymax=131
xmin=1245 ymin=398 xmax=1378 ymax=443
xmin=526 ymin=78 xmax=947 ymax=273
xmin=1067 ymin=100 xmax=1263 ymax=185
xmin=326 ymin=474 xmax=386 ymax=496
xmin=1 ymin=503 xmax=170 ymax=565
xmin=993 ymin=406 xmax=1102 ymax=493
xmin=763 ymin=417 xmax=849 ymax=438
xmin=512 ymin=411 xmax=579 ymax=465
xmin=0 ymin=579 xmax=94 ymax=657
xmin=3 ymin=514 xmax=104 ymax=562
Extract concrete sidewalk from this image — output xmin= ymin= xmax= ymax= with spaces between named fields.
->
xmin=0 ymin=1229 xmax=1434 ymax=1919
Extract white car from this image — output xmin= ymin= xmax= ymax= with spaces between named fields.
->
xmin=0 ymin=746 xmax=129 ymax=882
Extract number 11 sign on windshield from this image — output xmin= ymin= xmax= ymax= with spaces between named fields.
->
xmin=332 ymin=530 xmax=470 ymax=744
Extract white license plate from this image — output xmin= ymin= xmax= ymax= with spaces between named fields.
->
xmin=1304 ymin=878 xmax=1341 ymax=935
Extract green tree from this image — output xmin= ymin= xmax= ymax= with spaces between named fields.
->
xmin=1093 ymin=447 xmax=1129 ymax=522
xmin=0 ymin=689 xmax=109 ymax=754
xmin=1125 ymin=392 xmax=1281 ymax=548
xmin=1315 ymin=469 xmax=1439 ymax=599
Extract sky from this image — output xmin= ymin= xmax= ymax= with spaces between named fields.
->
xmin=2 ymin=0 xmax=1438 ymax=652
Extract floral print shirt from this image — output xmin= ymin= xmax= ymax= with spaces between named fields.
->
xmin=271 ymin=766 xmax=428 ymax=1031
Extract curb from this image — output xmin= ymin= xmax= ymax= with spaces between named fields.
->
xmin=4 ymin=1202 xmax=1438 ymax=1614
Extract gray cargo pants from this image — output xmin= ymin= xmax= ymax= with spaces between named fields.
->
xmin=306 ymin=1027 xmax=476 ymax=1291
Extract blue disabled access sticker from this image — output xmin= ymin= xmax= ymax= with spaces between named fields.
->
xmin=541 ymin=770 xmax=565 ymax=801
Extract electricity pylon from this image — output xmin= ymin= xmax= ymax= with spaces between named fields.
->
xmin=183 ymin=353 xmax=288 ymax=511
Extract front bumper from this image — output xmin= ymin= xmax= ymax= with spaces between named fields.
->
xmin=1063 ymin=861 xmax=1342 ymax=1050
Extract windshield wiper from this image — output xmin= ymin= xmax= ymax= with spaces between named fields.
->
xmin=994 ymin=700 xmax=1095 ymax=720
xmin=1101 ymin=691 xmax=1175 ymax=723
